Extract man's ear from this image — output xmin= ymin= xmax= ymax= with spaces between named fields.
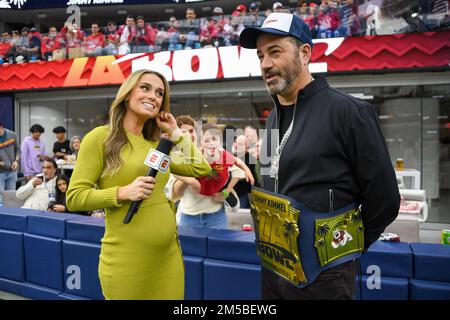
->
xmin=300 ymin=44 xmax=312 ymax=65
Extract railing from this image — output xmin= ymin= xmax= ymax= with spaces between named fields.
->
xmin=0 ymin=1 xmax=449 ymax=64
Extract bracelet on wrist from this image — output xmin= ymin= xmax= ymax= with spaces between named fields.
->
xmin=222 ymin=190 xmax=229 ymax=198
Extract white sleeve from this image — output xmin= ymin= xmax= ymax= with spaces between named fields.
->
xmin=164 ymin=174 xmax=179 ymax=202
xmin=229 ymin=165 xmax=245 ymax=179
xmin=16 ymin=179 xmax=36 ymax=200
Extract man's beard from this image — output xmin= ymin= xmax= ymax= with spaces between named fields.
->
xmin=264 ymin=57 xmax=301 ymax=96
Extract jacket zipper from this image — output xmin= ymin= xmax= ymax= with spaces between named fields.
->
xmin=329 ymin=188 xmax=334 ymax=213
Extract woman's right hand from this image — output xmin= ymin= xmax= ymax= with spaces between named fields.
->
xmin=117 ymin=176 xmax=156 ymax=202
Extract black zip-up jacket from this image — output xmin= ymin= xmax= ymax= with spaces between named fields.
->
xmin=260 ymin=76 xmax=400 ymax=250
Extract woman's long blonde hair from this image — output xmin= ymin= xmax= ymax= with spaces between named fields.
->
xmin=103 ymin=69 xmax=171 ymax=176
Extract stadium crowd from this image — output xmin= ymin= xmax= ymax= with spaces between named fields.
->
xmin=1 ymin=0 xmax=437 ymax=64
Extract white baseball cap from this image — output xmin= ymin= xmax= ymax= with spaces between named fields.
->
xmin=239 ymin=12 xmax=314 ymax=49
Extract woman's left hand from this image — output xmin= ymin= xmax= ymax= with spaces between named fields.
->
xmin=156 ymin=111 xmax=178 ymax=135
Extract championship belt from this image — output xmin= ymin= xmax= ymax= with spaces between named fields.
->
xmin=249 ymin=187 xmax=364 ymax=288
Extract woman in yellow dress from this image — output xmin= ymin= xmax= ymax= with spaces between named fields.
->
xmin=66 ymin=69 xmax=211 ymax=299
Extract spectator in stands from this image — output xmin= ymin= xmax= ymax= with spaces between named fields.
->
xmin=0 ymin=31 xmax=12 ymax=62
xmin=117 ymin=15 xmax=136 ymax=55
xmin=210 ymin=6 xmax=231 ymax=47
xmin=308 ymin=2 xmax=320 ymax=38
xmin=134 ymin=16 xmax=157 ymax=53
xmin=168 ymin=16 xmax=180 ymax=33
xmin=179 ymin=7 xmax=201 ymax=49
xmin=365 ymin=0 xmax=381 ymax=35
xmin=21 ymin=124 xmax=47 ymax=180
xmin=6 ymin=31 xmax=20 ymax=63
xmin=30 ymin=27 xmax=42 ymax=41
xmin=15 ymin=27 xmax=41 ymax=62
xmin=199 ymin=18 xmax=216 ymax=47
xmin=295 ymin=0 xmax=308 ymax=16
xmin=69 ymin=135 xmax=81 ymax=159
xmin=164 ymin=16 xmax=181 ymax=50
xmin=317 ymin=0 xmax=342 ymax=37
xmin=61 ymin=22 xmax=84 ymax=58
xmin=52 ymin=126 xmax=71 ymax=160
xmin=245 ymin=2 xmax=266 ymax=27
xmin=211 ymin=6 xmax=224 ymax=23
xmin=272 ymin=2 xmax=288 ymax=13
xmin=0 ymin=120 xmax=21 ymax=206
xmin=83 ymin=22 xmax=105 ymax=57
xmin=104 ymin=21 xmax=119 ymax=56
xmin=48 ymin=174 xmax=70 ymax=213
xmin=41 ymin=26 xmax=64 ymax=61
xmin=16 ymin=158 xmax=57 ymax=211
xmin=340 ymin=0 xmax=360 ymax=36
xmin=295 ymin=1 xmax=317 ymax=32
xmin=231 ymin=4 xmax=247 ymax=38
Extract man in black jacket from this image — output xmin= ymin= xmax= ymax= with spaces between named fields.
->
xmin=240 ymin=12 xmax=400 ymax=299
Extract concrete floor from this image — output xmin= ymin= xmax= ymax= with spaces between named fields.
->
xmin=0 ymin=290 xmax=29 ymax=300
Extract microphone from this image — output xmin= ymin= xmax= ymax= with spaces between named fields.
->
xmin=123 ymin=138 xmax=173 ymax=224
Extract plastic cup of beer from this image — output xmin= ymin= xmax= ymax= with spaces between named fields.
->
xmin=396 ymin=158 xmax=404 ymax=170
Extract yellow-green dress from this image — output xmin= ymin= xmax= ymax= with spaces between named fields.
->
xmin=66 ymin=126 xmax=211 ymax=299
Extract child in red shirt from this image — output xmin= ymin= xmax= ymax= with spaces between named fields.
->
xmin=197 ymin=124 xmax=254 ymax=197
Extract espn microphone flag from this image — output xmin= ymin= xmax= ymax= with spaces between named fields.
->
xmin=123 ymin=138 xmax=173 ymax=224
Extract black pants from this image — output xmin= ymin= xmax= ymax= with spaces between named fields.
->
xmin=261 ymin=260 xmax=358 ymax=300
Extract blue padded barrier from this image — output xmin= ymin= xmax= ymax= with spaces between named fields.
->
xmin=204 ymin=259 xmax=261 ymax=300
xmin=21 ymin=282 xmax=61 ymax=300
xmin=359 ymin=241 xmax=413 ymax=278
xmin=24 ymin=233 xmax=63 ymax=291
xmin=360 ymin=275 xmax=409 ymax=300
xmin=410 ymin=243 xmax=450 ymax=283
xmin=207 ymin=229 xmax=259 ymax=264
xmin=0 ymin=277 xmax=62 ymax=300
xmin=410 ymin=279 xmax=450 ymax=300
xmin=0 ymin=207 xmax=41 ymax=214
xmin=0 ymin=277 xmax=24 ymax=296
xmin=62 ymin=240 xmax=103 ymax=300
xmin=27 ymin=211 xmax=80 ymax=239
xmin=58 ymin=293 xmax=91 ymax=300
xmin=0 ymin=229 xmax=25 ymax=281
xmin=184 ymin=255 xmax=204 ymax=300
xmin=178 ymin=226 xmax=212 ymax=257
xmin=66 ymin=216 xmax=105 ymax=244
xmin=0 ymin=207 xmax=29 ymax=231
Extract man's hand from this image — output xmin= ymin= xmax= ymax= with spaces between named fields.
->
xmin=11 ymin=160 xmax=19 ymax=171
xmin=32 ymin=178 xmax=43 ymax=187
xmin=52 ymin=204 xmax=66 ymax=212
